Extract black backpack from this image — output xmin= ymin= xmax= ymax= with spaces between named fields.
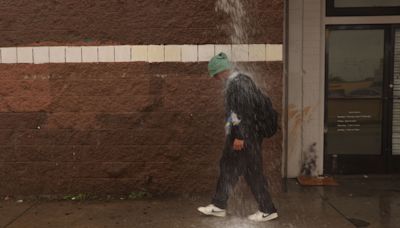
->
xmin=256 ymin=93 xmax=278 ymax=138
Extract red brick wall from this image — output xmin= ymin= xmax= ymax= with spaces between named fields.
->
xmin=0 ymin=0 xmax=283 ymax=197
xmin=0 ymin=0 xmax=283 ymax=46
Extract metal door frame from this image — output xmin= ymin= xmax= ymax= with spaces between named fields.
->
xmin=388 ymin=25 xmax=400 ymax=172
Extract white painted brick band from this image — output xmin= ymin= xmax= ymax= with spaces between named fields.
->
xmin=182 ymin=45 xmax=197 ymax=62
xmin=98 ymin=46 xmax=115 ymax=62
xmin=0 ymin=44 xmax=282 ymax=64
xmin=198 ymin=45 xmax=215 ymax=61
xmin=50 ymin=47 xmax=66 ymax=63
xmin=17 ymin=47 xmax=33 ymax=63
xmin=33 ymin=47 xmax=50 ymax=64
xmin=66 ymin=47 xmax=82 ymax=63
xmin=115 ymin=46 xmax=131 ymax=62
xmin=1 ymin=47 xmax=17 ymax=64
xmin=165 ymin=45 xmax=181 ymax=62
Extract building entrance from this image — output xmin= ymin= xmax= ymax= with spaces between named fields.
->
xmin=325 ymin=25 xmax=400 ymax=174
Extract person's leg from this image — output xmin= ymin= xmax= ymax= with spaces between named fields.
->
xmin=211 ymin=137 xmax=242 ymax=209
xmin=243 ymin=140 xmax=276 ymax=214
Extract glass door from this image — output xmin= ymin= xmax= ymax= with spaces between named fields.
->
xmin=324 ymin=26 xmax=388 ymax=174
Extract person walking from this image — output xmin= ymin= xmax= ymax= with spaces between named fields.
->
xmin=197 ymin=53 xmax=278 ymax=222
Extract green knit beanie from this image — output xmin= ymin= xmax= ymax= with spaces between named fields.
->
xmin=208 ymin=52 xmax=231 ymax=77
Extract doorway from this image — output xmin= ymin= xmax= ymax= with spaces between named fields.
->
xmin=324 ymin=25 xmax=400 ymax=174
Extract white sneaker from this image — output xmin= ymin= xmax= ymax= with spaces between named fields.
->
xmin=197 ymin=204 xmax=226 ymax=217
xmin=248 ymin=210 xmax=278 ymax=222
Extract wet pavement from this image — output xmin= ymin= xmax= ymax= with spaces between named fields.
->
xmin=1 ymin=176 xmax=399 ymax=228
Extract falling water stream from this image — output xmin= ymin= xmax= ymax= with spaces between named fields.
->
xmin=201 ymin=1 xmax=278 ymax=227
xmin=215 ymin=0 xmax=269 ymax=92
xmin=215 ymin=0 xmax=250 ymax=44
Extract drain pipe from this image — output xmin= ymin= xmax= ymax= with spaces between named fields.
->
xmin=283 ymin=0 xmax=290 ymax=192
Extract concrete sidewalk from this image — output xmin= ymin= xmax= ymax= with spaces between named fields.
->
xmin=1 ymin=177 xmax=400 ymax=228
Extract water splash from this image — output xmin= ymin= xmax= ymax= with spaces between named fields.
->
xmin=203 ymin=216 xmax=271 ymax=228
xmin=215 ymin=0 xmax=268 ymax=92
xmin=228 ymin=178 xmax=258 ymax=217
xmin=212 ymin=1 xmax=279 ymax=224
xmin=301 ymin=143 xmax=317 ymax=177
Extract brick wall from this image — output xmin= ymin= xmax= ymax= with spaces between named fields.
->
xmin=0 ymin=0 xmax=282 ymax=46
xmin=0 ymin=0 xmax=283 ymax=197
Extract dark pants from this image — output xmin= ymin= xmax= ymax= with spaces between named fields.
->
xmin=211 ymin=136 xmax=276 ymax=214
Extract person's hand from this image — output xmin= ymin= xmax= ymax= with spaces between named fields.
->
xmin=233 ymin=139 xmax=244 ymax=151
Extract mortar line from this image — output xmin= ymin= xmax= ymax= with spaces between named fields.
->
xmin=3 ymin=201 xmax=39 ymax=228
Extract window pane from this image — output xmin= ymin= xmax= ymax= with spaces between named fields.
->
xmin=327 ymin=99 xmax=382 ymax=155
xmin=327 ymin=29 xmax=384 ymax=98
xmin=335 ymin=0 xmax=400 ymax=8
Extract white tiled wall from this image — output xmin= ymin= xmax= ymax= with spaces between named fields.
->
xmin=165 ymin=45 xmax=181 ymax=62
xmin=198 ymin=45 xmax=215 ymax=61
xmin=115 ymin=46 xmax=131 ymax=62
xmin=1 ymin=47 xmax=17 ymax=64
xmin=17 ymin=47 xmax=33 ymax=63
xmin=182 ymin=45 xmax=198 ymax=62
xmin=131 ymin=45 xmax=148 ymax=62
xmin=66 ymin=47 xmax=82 ymax=63
xmin=266 ymin=44 xmax=283 ymax=61
xmin=98 ymin=46 xmax=115 ymax=62
xmin=0 ymin=44 xmax=283 ymax=64
xmin=287 ymin=0 xmax=324 ymax=178
xmin=33 ymin=47 xmax=50 ymax=64
xmin=215 ymin=45 xmax=232 ymax=59
xmin=148 ymin=45 xmax=164 ymax=62
xmin=232 ymin=44 xmax=249 ymax=62
xmin=50 ymin=47 xmax=66 ymax=63
xmin=249 ymin=44 xmax=266 ymax=61
xmin=82 ymin=46 xmax=98 ymax=63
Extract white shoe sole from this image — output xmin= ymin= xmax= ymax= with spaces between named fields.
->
xmin=197 ymin=207 xmax=226 ymax=217
xmin=248 ymin=212 xmax=278 ymax=222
